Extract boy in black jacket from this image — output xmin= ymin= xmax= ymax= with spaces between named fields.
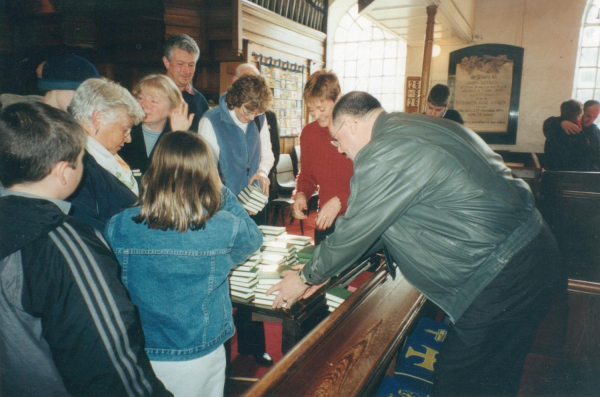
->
xmin=0 ymin=102 xmax=172 ymax=396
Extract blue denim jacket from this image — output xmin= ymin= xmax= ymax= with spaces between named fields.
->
xmin=105 ymin=187 xmax=262 ymax=361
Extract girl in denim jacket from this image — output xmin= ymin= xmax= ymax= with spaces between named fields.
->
xmin=105 ymin=131 xmax=263 ymax=397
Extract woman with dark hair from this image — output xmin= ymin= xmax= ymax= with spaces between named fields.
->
xmin=105 ymin=131 xmax=262 ymax=397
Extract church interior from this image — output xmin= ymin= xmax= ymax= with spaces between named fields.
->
xmin=1 ymin=0 xmax=600 ymax=395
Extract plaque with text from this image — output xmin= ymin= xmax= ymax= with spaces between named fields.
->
xmin=448 ymin=44 xmax=524 ymax=144
xmin=405 ymin=77 xmax=421 ymax=113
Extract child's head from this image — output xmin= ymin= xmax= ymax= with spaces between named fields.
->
xmin=0 ymin=102 xmax=85 ymax=189
xmin=560 ymin=99 xmax=583 ymax=122
xmin=135 ymin=131 xmax=222 ymax=232
xmin=426 ymin=84 xmax=451 ymax=117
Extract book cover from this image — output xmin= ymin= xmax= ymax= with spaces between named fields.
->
xmin=230 ymin=284 xmax=257 ymax=294
xmin=230 ymin=279 xmax=258 ymax=288
xmin=260 ymin=253 xmax=286 ymax=266
xmin=230 ymin=274 xmax=258 ymax=283
xmin=231 ymin=290 xmax=255 ymax=300
xmin=252 ymin=298 xmax=275 ymax=307
xmin=326 ymin=299 xmax=341 ymax=308
xmin=325 ymin=286 xmax=353 ymax=304
xmin=230 ymin=267 xmax=259 ymax=277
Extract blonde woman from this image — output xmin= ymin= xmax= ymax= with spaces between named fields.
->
xmin=105 ymin=131 xmax=262 ymax=397
xmin=120 ymin=74 xmax=194 ymax=173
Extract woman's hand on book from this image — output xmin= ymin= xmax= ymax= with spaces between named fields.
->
xmin=249 ymin=170 xmax=270 ymax=195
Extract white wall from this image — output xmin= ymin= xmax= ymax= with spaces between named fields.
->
xmin=408 ymin=0 xmax=588 ymax=152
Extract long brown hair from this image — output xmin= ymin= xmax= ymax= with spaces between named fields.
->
xmin=134 ymin=131 xmax=222 ymax=232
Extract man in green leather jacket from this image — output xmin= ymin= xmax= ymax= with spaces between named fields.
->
xmin=269 ymin=92 xmax=564 ymax=395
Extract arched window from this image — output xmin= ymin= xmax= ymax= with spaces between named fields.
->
xmin=331 ymin=5 xmax=407 ymax=112
xmin=574 ymin=0 xmax=600 ymax=101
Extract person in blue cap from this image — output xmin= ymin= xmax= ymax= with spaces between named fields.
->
xmin=38 ymin=54 xmax=100 ymax=112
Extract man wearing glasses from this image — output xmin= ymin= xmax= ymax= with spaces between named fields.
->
xmin=270 ymin=91 xmax=564 ymax=396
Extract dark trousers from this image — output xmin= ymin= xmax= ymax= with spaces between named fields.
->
xmin=314 ymin=221 xmax=336 ymax=246
xmin=433 ymin=224 xmax=566 ymax=396
xmin=234 ymin=210 xmax=267 ymax=356
xmin=234 ymin=308 xmax=266 ymax=355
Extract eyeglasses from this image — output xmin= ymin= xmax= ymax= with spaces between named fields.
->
xmin=241 ymin=105 xmax=262 ymax=118
xmin=330 ymin=121 xmax=346 ymax=148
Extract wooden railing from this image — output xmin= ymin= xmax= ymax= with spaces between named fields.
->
xmin=243 ymin=266 xmax=427 ymax=396
xmin=247 ymin=0 xmax=326 ymax=32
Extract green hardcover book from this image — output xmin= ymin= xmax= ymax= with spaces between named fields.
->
xmin=325 ymin=286 xmax=353 ymax=304
xmin=297 ymin=245 xmax=316 ymax=260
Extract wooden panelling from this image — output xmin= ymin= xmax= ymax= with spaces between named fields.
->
xmin=242 ymin=1 xmax=325 ymax=63
xmin=163 ymin=6 xmax=202 ymax=18
xmin=219 ymin=61 xmax=242 ymax=94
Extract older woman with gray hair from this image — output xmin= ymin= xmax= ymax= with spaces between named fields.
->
xmin=68 ymin=78 xmax=144 ymax=231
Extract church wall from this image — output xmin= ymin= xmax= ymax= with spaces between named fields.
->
xmin=407 ymin=0 xmax=588 ymax=152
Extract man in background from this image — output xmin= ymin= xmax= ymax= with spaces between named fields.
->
xmin=162 ymin=33 xmax=209 ymax=131
xmin=424 ymin=83 xmax=463 ymax=124
xmin=543 ymin=99 xmax=600 ymax=170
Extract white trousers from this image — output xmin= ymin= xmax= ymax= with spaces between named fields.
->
xmin=151 ymin=345 xmax=226 ymax=397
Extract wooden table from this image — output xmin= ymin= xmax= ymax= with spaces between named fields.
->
xmin=231 ymin=254 xmax=381 ymax=354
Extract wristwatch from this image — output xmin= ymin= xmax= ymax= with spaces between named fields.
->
xmin=298 ymin=270 xmax=311 ymax=285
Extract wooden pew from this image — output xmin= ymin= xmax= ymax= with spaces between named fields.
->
xmin=538 ymin=171 xmax=600 ymax=283
xmin=243 ymin=266 xmax=427 ymax=396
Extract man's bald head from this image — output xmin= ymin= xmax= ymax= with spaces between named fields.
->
xmin=233 ymin=63 xmax=260 ymax=82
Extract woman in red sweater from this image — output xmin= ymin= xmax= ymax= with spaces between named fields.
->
xmin=292 ymin=70 xmax=354 ymax=245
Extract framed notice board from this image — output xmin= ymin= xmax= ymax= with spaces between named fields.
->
xmin=405 ymin=77 xmax=421 ymax=113
xmin=448 ymin=44 xmax=524 ymax=144
xmin=256 ymin=54 xmax=305 ymax=137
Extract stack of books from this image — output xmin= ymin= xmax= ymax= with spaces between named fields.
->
xmin=253 ymin=264 xmax=293 ymax=307
xmin=261 ymin=240 xmax=298 ymax=266
xmin=229 ymin=259 xmax=259 ymax=301
xmin=276 ymin=233 xmax=312 ymax=251
xmin=296 ymin=244 xmax=316 ymax=264
xmin=325 ymin=286 xmax=352 ymax=312
xmin=238 ymin=184 xmax=268 ymax=214
xmin=258 ymin=225 xmax=287 ymax=237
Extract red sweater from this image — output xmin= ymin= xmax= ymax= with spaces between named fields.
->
xmin=295 ymin=121 xmax=354 ymax=215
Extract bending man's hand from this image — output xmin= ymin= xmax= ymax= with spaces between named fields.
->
xmin=315 ymin=196 xmax=341 ymax=230
xmin=267 ymin=269 xmax=309 ymax=309
xmin=169 ymin=102 xmax=194 ymax=131
xmin=249 ymin=170 xmax=270 ymax=195
xmin=561 ymin=120 xmax=582 ymax=135
xmin=292 ymin=192 xmax=308 ymax=220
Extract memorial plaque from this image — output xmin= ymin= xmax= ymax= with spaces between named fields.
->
xmin=449 ymin=44 xmax=524 ymax=144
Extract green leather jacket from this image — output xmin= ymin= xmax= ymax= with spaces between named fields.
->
xmin=302 ymin=112 xmax=544 ymax=322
